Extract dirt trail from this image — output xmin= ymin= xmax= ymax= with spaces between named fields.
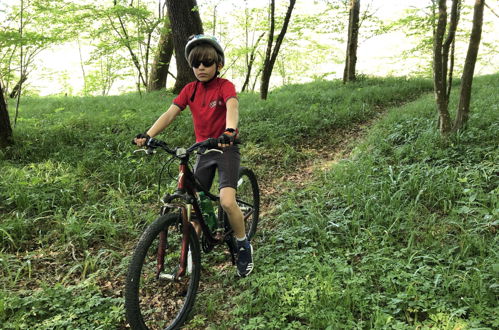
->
xmin=259 ymin=114 xmax=382 ymax=217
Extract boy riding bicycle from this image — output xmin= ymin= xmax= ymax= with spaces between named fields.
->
xmin=134 ymin=34 xmax=253 ymax=277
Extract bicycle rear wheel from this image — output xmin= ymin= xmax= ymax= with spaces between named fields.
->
xmin=125 ymin=213 xmax=201 ymax=330
xmin=237 ymin=167 xmax=260 ymax=239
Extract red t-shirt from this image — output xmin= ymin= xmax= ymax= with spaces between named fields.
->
xmin=173 ymin=78 xmax=238 ymax=142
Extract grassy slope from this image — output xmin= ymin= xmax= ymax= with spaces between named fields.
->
xmin=0 ymin=75 xmax=496 ymax=328
xmin=220 ymin=75 xmax=498 ymax=329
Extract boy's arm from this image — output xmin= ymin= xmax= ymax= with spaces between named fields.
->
xmin=225 ymin=98 xmax=239 ymax=130
xmin=146 ymin=104 xmax=182 ymax=137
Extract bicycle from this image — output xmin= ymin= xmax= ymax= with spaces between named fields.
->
xmin=125 ymin=137 xmax=260 ymax=330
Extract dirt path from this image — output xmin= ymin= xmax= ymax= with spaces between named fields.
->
xmin=259 ymin=113 xmax=383 ymax=218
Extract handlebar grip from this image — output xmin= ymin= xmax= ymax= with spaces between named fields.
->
xmin=203 ymin=137 xmax=241 ymax=149
xmin=132 ymin=133 xmax=151 ymax=146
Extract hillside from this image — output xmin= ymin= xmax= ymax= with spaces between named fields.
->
xmin=1 ymin=75 xmax=497 ymax=328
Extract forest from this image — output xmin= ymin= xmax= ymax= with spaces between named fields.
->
xmin=0 ymin=0 xmax=498 ymax=329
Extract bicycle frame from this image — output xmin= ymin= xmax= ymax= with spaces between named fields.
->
xmin=159 ymin=150 xmax=224 ymax=279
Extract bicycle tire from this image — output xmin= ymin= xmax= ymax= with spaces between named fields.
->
xmin=125 ymin=213 xmax=201 ymax=330
xmin=237 ymin=167 xmax=260 ymax=239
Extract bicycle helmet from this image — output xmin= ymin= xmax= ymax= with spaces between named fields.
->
xmin=185 ymin=34 xmax=225 ymax=66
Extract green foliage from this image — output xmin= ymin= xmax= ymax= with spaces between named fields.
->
xmin=0 ymin=0 xmax=86 ymax=93
xmin=239 ymin=76 xmax=433 ymax=178
xmin=2 ymin=75 xmax=497 ymax=328
xmin=219 ymin=74 xmax=498 ymax=328
xmin=0 ymin=278 xmax=123 ymax=329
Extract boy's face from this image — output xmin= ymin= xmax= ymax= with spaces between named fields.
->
xmin=192 ymin=60 xmax=221 ymax=82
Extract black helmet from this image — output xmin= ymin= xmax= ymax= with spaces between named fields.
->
xmin=185 ymin=34 xmax=225 ymax=65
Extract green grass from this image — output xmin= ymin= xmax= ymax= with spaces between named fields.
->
xmin=218 ymin=74 xmax=498 ymax=329
xmin=1 ymin=74 xmax=497 ymax=328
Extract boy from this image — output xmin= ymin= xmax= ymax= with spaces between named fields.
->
xmin=134 ymin=34 xmax=253 ymax=277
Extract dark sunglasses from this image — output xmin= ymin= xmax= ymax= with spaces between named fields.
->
xmin=191 ymin=59 xmax=215 ymax=68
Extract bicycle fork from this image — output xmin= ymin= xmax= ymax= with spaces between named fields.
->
xmin=157 ymin=206 xmax=192 ymax=282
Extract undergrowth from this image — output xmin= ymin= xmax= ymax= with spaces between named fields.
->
xmin=218 ymin=74 xmax=498 ymax=329
xmin=1 ymin=75 xmax=496 ymax=328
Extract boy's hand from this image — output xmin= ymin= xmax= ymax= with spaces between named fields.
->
xmin=218 ymin=129 xmax=237 ymax=148
xmin=133 ymin=133 xmax=150 ymax=147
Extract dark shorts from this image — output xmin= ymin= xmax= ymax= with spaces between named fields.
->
xmin=194 ymin=145 xmax=240 ymax=191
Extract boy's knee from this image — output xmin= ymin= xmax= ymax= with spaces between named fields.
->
xmin=220 ymin=197 xmax=237 ymax=212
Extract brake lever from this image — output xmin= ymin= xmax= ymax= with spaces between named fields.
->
xmin=133 ymin=148 xmax=156 ymax=155
xmin=198 ymin=148 xmax=223 ymax=155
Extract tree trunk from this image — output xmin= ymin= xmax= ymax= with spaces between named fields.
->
xmin=343 ymin=0 xmax=360 ymax=83
xmin=241 ymin=32 xmax=265 ymax=92
xmin=0 ymin=83 xmax=13 ymax=148
xmin=454 ymin=0 xmax=485 ymax=131
xmin=147 ymin=18 xmax=174 ymax=92
xmin=433 ymin=0 xmax=452 ymax=134
xmin=112 ymin=0 xmax=148 ymax=88
xmin=260 ymin=0 xmax=296 ymax=100
xmin=9 ymin=74 xmax=28 ymax=99
xmin=443 ymin=0 xmax=460 ymax=99
xmin=166 ymin=0 xmax=203 ymax=94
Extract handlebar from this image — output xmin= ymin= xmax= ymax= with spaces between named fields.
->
xmin=133 ymin=137 xmax=240 ymax=157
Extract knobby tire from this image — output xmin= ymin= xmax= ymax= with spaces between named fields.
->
xmin=237 ymin=167 xmax=260 ymax=239
xmin=125 ymin=213 xmax=201 ymax=330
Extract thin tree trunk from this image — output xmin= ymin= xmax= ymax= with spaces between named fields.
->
xmin=343 ymin=0 xmax=360 ymax=83
xmin=252 ymin=67 xmax=262 ymax=92
xmin=242 ymin=33 xmax=265 ymax=92
xmin=148 ymin=18 xmax=174 ymax=91
xmin=14 ymin=0 xmax=25 ymax=127
xmin=166 ymin=0 xmax=203 ymax=94
xmin=9 ymin=74 xmax=27 ymax=99
xmin=433 ymin=0 xmax=452 ymax=134
xmin=0 ymin=82 xmax=13 ymax=147
xmin=454 ymin=0 xmax=485 ymax=131
xmin=77 ymin=37 xmax=87 ymax=94
xmin=111 ymin=0 xmax=148 ymax=88
xmin=447 ymin=38 xmax=456 ymax=100
xmin=260 ymin=0 xmax=296 ymax=100
xmin=442 ymin=0 xmax=460 ymax=99
xmin=260 ymin=0 xmax=275 ymax=100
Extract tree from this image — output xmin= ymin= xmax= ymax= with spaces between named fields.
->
xmin=165 ymin=0 xmax=203 ymax=94
xmin=239 ymin=3 xmax=266 ymax=92
xmin=9 ymin=74 xmax=28 ymax=99
xmin=103 ymin=0 xmax=163 ymax=92
xmin=260 ymin=0 xmax=296 ymax=100
xmin=241 ymin=32 xmax=265 ymax=92
xmin=343 ymin=0 xmax=360 ymax=83
xmin=454 ymin=0 xmax=485 ymax=130
xmin=433 ymin=0 xmax=485 ymax=135
xmin=433 ymin=0 xmax=460 ymax=133
xmin=0 ymin=0 xmax=83 ymax=96
xmin=147 ymin=17 xmax=174 ymax=92
xmin=0 ymin=82 xmax=13 ymax=148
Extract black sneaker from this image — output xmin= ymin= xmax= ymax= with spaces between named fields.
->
xmin=236 ymin=240 xmax=254 ymax=277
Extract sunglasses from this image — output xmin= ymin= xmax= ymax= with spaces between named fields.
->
xmin=191 ymin=59 xmax=216 ymax=68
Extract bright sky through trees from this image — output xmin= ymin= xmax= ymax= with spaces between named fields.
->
xmin=2 ymin=0 xmax=498 ymax=95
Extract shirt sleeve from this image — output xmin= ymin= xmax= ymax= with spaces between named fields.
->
xmin=172 ymin=83 xmax=192 ymax=110
xmin=221 ymin=80 xmax=238 ymax=103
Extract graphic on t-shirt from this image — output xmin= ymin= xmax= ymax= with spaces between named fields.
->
xmin=209 ymin=99 xmax=224 ymax=109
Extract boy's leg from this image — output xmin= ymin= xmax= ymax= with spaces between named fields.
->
xmin=219 ymin=187 xmax=245 ymax=238
xmin=220 ymin=187 xmax=253 ymax=277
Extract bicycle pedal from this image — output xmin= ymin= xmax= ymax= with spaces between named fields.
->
xmin=158 ymin=273 xmax=176 ymax=282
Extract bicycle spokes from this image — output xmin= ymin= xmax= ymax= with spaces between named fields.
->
xmin=126 ymin=214 xmax=201 ymax=330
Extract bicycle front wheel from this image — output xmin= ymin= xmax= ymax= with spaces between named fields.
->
xmin=237 ymin=167 xmax=260 ymax=239
xmin=125 ymin=213 xmax=201 ymax=330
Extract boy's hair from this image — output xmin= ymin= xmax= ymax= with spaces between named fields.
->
xmin=187 ymin=43 xmax=223 ymax=67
